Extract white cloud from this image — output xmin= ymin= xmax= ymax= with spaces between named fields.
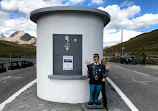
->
xmin=0 ymin=18 xmax=36 ymax=37
xmin=0 ymin=10 xmax=11 ymax=36
xmin=1 ymin=0 xmax=86 ymax=14
xmin=0 ymin=11 xmax=10 ymax=23
xmin=91 ymin=0 xmax=104 ymax=5
xmin=0 ymin=0 xmax=86 ymax=37
xmin=67 ymin=0 xmax=85 ymax=5
xmin=103 ymin=29 xmax=142 ymax=47
xmin=0 ymin=0 xmax=65 ymax=37
xmin=99 ymin=5 xmax=158 ymax=30
xmin=1 ymin=0 xmax=65 ymax=14
xmin=98 ymin=5 xmax=141 ymax=30
xmin=1 ymin=0 xmax=18 ymax=11
xmin=100 ymin=4 xmax=158 ymax=46
xmin=121 ymin=1 xmax=134 ymax=7
xmin=123 ymin=13 xmax=158 ymax=30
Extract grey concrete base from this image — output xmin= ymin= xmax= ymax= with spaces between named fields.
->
xmin=48 ymin=75 xmax=87 ymax=80
xmin=84 ymin=102 xmax=104 ymax=109
xmin=81 ymin=103 xmax=106 ymax=111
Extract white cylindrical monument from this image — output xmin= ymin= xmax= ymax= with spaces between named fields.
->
xmin=30 ymin=6 xmax=110 ymax=103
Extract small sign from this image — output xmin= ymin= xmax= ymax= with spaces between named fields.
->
xmin=63 ymin=56 xmax=73 ymax=70
xmin=65 ymin=36 xmax=69 ymax=42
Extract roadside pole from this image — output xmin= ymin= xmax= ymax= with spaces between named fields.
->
xmin=9 ymin=54 xmax=11 ymax=70
xmin=121 ymin=29 xmax=124 ymax=56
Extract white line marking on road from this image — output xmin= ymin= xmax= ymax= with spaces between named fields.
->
xmin=12 ymin=77 xmax=22 ymax=79
xmin=0 ymin=79 xmax=37 ymax=111
xmin=126 ymin=79 xmax=151 ymax=85
xmin=0 ymin=76 xmax=22 ymax=82
xmin=106 ymin=77 xmax=139 ymax=111
xmin=2 ymin=81 xmax=6 ymax=83
xmin=132 ymin=71 xmax=149 ymax=77
xmin=0 ymin=76 xmax=12 ymax=82
xmin=111 ymin=64 xmax=150 ymax=77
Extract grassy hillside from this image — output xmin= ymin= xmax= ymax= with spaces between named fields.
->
xmin=104 ymin=29 xmax=158 ymax=64
xmin=0 ymin=40 xmax=36 ymax=58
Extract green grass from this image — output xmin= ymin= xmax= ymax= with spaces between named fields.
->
xmin=108 ymin=57 xmax=120 ymax=63
xmin=0 ymin=40 xmax=36 ymax=58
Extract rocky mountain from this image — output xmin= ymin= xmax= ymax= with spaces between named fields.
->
xmin=5 ymin=31 xmax=36 ymax=46
xmin=0 ymin=33 xmax=6 ymax=39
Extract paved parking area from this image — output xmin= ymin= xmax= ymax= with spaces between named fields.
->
xmin=109 ymin=62 xmax=158 ymax=111
xmin=2 ymin=82 xmax=130 ymax=111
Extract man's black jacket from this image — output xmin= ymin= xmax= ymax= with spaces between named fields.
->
xmin=87 ymin=63 xmax=106 ymax=85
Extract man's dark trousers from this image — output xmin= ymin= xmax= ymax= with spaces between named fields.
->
xmin=102 ymin=81 xmax=107 ymax=108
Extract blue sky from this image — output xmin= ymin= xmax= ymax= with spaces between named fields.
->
xmin=0 ymin=0 xmax=158 ymax=47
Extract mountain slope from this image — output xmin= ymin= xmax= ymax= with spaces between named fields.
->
xmin=0 ymin=39 xmax=36 ymax=58
xmin=104 ymin=29 xmax=158 ymax=57
xmin=0 ymin=38 xmax=4 ymax=40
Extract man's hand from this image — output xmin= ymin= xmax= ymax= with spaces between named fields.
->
xmin=85 ymin=60 xmax=90 ymax=65
xmin=102 ymin=78 xmax=106 ymax=82
xmin=88 ymin=78 xmax=90 ymax=81
xmin=106 ymin=65 xmax=110 ymax=70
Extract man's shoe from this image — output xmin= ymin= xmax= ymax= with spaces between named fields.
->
xmin=105 ymin=106 xmax=109 ymax=111
xmin=95 ymin=102 xmax=101 ymax=105
xmin=88 ymin=102 xmax=94 ymax=105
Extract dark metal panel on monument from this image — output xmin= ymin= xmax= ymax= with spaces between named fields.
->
xmin=53 ymin=34 xmax=82 ymax=75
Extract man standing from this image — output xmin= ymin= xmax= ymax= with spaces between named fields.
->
xmin=87 ymin=54 xmax=106 ymax=105
xmin=131 ymin=53 xmax=136 ymax=65
xmin=142 ymin=53 xmax=146 ymax=65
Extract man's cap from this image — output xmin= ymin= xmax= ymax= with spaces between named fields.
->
xmin=93 ymin=54 xmax=99 ymax=58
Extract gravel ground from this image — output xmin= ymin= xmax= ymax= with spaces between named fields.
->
xmin=2 ymin=84 xmax=84 ymax=111
xmin=106 ymin=82 xmax=130 ymax=111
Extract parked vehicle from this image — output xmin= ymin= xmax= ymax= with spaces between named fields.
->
xmin=8 ymin=61 xmax=22 ymax=70
xmin=8 ymin=61 xmax=34 ymax=70
xmin=114 ymin=52 xmax=122 ymax=58
xmin=0 ymin=63 xmax=7 ymax=73
xmin=20 ymin=61 xmax=34 ymax=68
xmin=120 ymin=53 xmax=134 ymax=64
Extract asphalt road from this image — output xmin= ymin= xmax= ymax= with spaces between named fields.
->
xmin=0 ymin=65 xmax=36 ymax=104
xmin=108 ymin=62 xmax=158 ymax=111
